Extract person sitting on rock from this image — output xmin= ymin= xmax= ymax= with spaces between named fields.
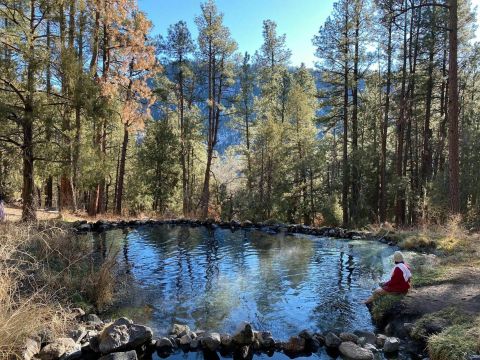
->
xmin=363 ymin=251 xmax=412 ymax=304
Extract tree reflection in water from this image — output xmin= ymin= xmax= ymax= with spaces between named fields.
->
xmin=90 ymin=225 xmax=394 ymax=339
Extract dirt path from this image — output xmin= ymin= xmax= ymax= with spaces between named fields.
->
xmin=401 ymin=265 xmax=480 ymax=317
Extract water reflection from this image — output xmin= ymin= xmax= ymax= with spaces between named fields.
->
xmin=92 ymin=225 xmax=394 ymax=341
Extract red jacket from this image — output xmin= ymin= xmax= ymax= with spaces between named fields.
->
xmin=382 ymin=264 xmax=411 ymax=293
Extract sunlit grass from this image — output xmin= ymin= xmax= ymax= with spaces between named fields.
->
xmin=427 ymin=317 xmax=480 ymax=360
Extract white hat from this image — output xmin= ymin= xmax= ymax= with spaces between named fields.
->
xmin=393 ymin=251 xmax=404 ymax=262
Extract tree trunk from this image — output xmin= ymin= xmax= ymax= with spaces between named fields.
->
xmin=21 ymin=0 xmax=37 ymax=222
xmin=448 ymin=0 xmax=460 ymax=213
xmin=115 ymin=125 xmax=129 ymax=215
xmin=395 ymin=4 xmax=408 ymax=226
xmin=351 ymin=4 xmax=360 ymax=224
xmin=380 ymin=14 xmax=393 ymax=224
xmin=342 ymin=2 xmax=349 ymax=227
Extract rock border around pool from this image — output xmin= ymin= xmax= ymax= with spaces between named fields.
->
xmin=30 ymin=314 xmax=403 ymax=360
xmin=72 ymin=218 xmax=397 ymax=245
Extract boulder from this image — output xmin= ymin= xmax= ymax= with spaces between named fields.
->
xmin=354 ymin=331 xmax=376 ymax=346
xmin=324 ymin=332 xmax=342 ymax=348
xmin=21 ymin=338 xmax=40 ymax=360
xmin=156 ymin=337 xmax=174 ymax=350
xmin=201 ymin=333 xmax=221 ymax=352
xmin=69 ymin=327 xmax=87 ymax=343
xmin=179 ymin=334 xmax=192 ymax=346
xmin=170 ymin=324 xmax=190 ymax=337
xmin=190 ymin=339 xmax=200 ymax=350
xmin=70 ymin=308 xmax=86 ymax=319
xmin=220 ymin=333 xmax=233 ymax=348
xmin=375 ymin=334 xmax=387 ymax=348
xmin=233 ymin=345 xmax=252 ymax=360
xmin=298 ymin=329 xmax=314 ymax=341
xmin=338 ymin=341 xmax=374 ymax=360
xmin=38 ymin=338 xmax=80 ymax=360
xmin=232 ymin=322 xmax=255 ymax=345
xmin=95 ymin=318 xmax=153 ymax=354
xmin=363 ymin=343 xmax=378 ymax=354
xmin=98 ymin=350 xmax=138 ymax=360
xmin=283 ymin=336 xmax=306 ymax=354
xmin=256 ymin=331 xmax=275 ymax=349
xmin=383 ymin=337 xmax=400 ymax=353
xmin=86 ymin=314 xmax=103 ymax=326
xmin=340 ymin=332 xmax=359 ymax=344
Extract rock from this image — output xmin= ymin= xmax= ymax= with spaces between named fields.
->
xmin=86 ymin=314 xmax=103 ymax=325
xmin=339 ymin=342 xmax=374 ymax=360
xmin=38 ymin=338 xmax=80 ymax=360
xmin=383 ymin=337 xmax=400 ymax=353
xmin=201 ymin=332 xmax=221 ymax=352
xmin=232 ymin=322 xmax=255 ymax=345
xmin=170 ymin=324 xmax=190 ymax=337
xmin=83 ymin=330 xmax=99 ymax=344
xmin=190 ymin=338 xmax=200 ymax=350
xmin=363 ymin=343 xmax=378 ymax=353
xmin=70 ymin=308 xmax=86 ymax=319
xmin=307 ymin=337 xmax=321 ymax=352
xmin=156 ymin=337 xmax=174 ymax=353
xmin=313 ymin=333 xmax=325 ymax=346
xmin=284 ymin=336 xmax=306 ymax=353
xmin=257 ymin=331 xmax=275 ymax=349
xmin=353 ymin=331 xmax=376 ymax=346
xmin=77 ymin=224 xmax=92 ymax=232
xmin=96 ymin=318 xmax=153 ymax=354
xmin=340 ymin=332 xmax=359 ymax=344
xmin=233 ymin=345 xmax=252 ymax=360
xmin=469 ymin=356 xmax=480 ymax=360
xmin=220 ymin=333 xmax=233 ymax=348
xmin=230 ymin=220 xmax=241 ymax=228
xmin=69 ymin=327 xmax=87 ymax=343
xmin=298 ymin=329 xmax=314 ymax=341
xmin=62 ymin=349 xmax=83 ymax=360
xmin=98 ymin=350 xmax=138 ymax=360
xmin=375 ymin=334 xmax=387 ymax=348
xmin=324 ymin=332 xmax=342 ymax=348
xmin=21 ymin=338 xmax=40 ymax=360
xmin=179 ymin=334 xmax=192 ymax=346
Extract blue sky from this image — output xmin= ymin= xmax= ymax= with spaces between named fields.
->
xmin=138 ymin=0 xmax=336 ymax=67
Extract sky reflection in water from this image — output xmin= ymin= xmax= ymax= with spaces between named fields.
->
xmin=92 ymin=225 xmax=395 ymax=359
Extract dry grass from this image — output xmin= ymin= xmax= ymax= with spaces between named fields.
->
xmin=389 ymin=216 xmax=480 ymax=255
xmin=0 ymin=222 xmax=118 ymax=358
xmin=427 ymin=317 xmax=480 ymax=360
xmin=0 ymin=223 xmax=68 ymax=359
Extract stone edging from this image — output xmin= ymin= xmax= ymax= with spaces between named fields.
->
xmin=32 ymin=314 xmax=403 ymax=360
xmin=72 ymin=218 xmax=398 ymax=246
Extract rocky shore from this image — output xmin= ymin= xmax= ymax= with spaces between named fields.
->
xmin=27 ymin=311 xmax=403 ymax=360
xmin=72 ymin=218 xmax=397 ymax=245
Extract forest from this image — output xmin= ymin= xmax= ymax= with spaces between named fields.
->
xmin=0 ymin=0 xmax=478 ymax=228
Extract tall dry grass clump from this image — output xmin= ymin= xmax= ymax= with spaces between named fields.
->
xmin=0 ymin=222 xmax=119 ymax=358
xmin=0 ymin=223 xmax=68 ymax=359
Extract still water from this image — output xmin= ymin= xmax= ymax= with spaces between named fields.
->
xmin=91 ymin=225 xmax=396 ymax=359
